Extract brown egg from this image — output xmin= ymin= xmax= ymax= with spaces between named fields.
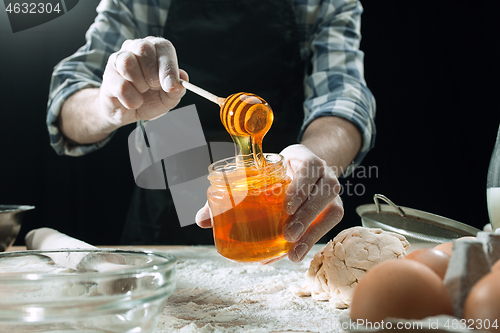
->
xmin=350 ymin=259 xmax=454 ymax=323
xmin=492 ymin=258 xmax=500 ymax=272
xmin=434 ymin=242 xmax=453 ymax=256
xmin=463 ymin=270 xmax=500 ymax=332
xmin=434 ymin=236 xmax=477 ymax=256
xmin=404 ymin=248 xmax=450 ymax=279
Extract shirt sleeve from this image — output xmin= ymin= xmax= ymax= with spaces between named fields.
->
xmin=297 ymin=0 xmax=376 ymax=176
xmin=46 ymin=0 xmax=147 ymax=156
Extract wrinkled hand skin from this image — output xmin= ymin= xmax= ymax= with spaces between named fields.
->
xmin=280 ymin=144 xmax=343 ymax=263
xmin=58 ymin=37 xmax=190 ymax=145
xmin=100 ymin=37 xmax=188 ymax=127
xmin=305 ymin=227 xmax=410 ymax=308
xmin=196 ymin=144 xmax=344 ymax=264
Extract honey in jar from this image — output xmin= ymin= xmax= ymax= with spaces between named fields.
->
xmin=207 ymin=153 xmax=291 ymax=262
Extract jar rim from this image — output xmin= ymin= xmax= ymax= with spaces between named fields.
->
xmin=208 ymin=153 xmax=284 ymax=174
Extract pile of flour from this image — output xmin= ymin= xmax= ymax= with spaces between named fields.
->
xmin=154 ymin=245 xmax=345 ymax=333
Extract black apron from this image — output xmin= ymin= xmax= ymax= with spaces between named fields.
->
xmin=121 ymin=0 xmax=305 ymax=245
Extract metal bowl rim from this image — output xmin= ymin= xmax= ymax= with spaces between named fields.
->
xmin=0 ymin=205 xmax=35 ymax=214
xmin=356 ymin=203 xmax=481 ymax=236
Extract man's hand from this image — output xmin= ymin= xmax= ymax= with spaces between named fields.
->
xmin=101 ymin=37 xmax=188 ymax=126
xmin=59 ymin=37 xmax=189 ymax=144
xmin=195 ymin=144 xmax=344 ymax=263
xmin=280 ymin=144 xmax=343 ymax=262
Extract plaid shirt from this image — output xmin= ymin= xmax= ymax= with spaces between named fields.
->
xmin=47 ymin=0 xmax=376 ymax=172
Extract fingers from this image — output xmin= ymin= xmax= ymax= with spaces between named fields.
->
xmin=281 ymin=148 xmax=341 ymax=243
xmin=102 ymin=65 xmax=144 ymax=110
xmin=157 ymin=69 xmax=189 ymax=109
xmin=179 ymin=69 xmax=189 ymax=82
xmin=122 ymin=39 xmax=159 ymax=90
xmin=152 ymin=39 xmax=182 ymax=93
xmin=284 ymin=157 xmax=327 ymax=215
xmin=129 ymin=37 xmax=183 ymax=93
xmin=284 ymin=165 xmax=340 ymax=241
xmin=288 ymin=195 xmax=344 ymax=263
xmin=282 ymin=145 xmax=340 ymax=214
xmin=109 ymin=37 xmax=185 ymax=100
xmin=280 ymin=144 xmax=308 ymax=179
xmin=279 ymin=144 xmax=343 ymax=263
xmin=195 ymin=201 xmax=213 ymax=228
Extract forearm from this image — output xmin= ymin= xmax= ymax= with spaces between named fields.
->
xmin=58 ymin=88 xmax=119 ymax=145
xmin=300 ymin=116 xmax=362 ymax=177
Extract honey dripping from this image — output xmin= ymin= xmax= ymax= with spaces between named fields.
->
xmin=220 ymin=93 xmax=273 ymax=167
xmin=181 ymin=80 xmax=289 ymax=262
xmin=179 ymin=80 xmax=273 ymax=167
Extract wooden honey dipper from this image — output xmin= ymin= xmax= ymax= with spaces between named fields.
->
xmin=180 ymin=80 xmax=273 ymax=167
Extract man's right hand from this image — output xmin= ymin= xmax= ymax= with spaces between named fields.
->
xmin=100 ymin=37 xmax=188 ymax=127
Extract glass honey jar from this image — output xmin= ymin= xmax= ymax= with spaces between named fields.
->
xmin=207 ymin=153 xmax=292 ymax=262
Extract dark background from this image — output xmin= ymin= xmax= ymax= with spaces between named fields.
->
xmin=0 ymin=1 xmax=498 ymax=246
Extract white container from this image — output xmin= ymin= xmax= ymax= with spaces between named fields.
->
xmin=487 ymin=124 xmax=500 ymax=231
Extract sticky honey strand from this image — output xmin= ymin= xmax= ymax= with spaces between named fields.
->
xmin=220 ymin=93 xmax=273 ymax=168
xmin=178 ymin=80 xmax=273 ymax=168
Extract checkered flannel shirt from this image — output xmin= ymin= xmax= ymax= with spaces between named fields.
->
xmin=47 ymin=0 xmax=376 ymax=174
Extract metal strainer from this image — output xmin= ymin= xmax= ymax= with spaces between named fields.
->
xmin=356 ymin=194 xmax=480 ymax=247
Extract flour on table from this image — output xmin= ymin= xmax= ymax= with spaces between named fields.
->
xmin=154 ymin=245 xmax=345 ymax=333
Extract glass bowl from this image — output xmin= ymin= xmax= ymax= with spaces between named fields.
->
xmin=0 ymin=249 xmax=176 ymax=332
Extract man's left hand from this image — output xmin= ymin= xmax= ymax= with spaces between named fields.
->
xmin=195 ymin=144 xmax=344 ymax=263
xmin=280 ymin=144 xmax=343 ymax=262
